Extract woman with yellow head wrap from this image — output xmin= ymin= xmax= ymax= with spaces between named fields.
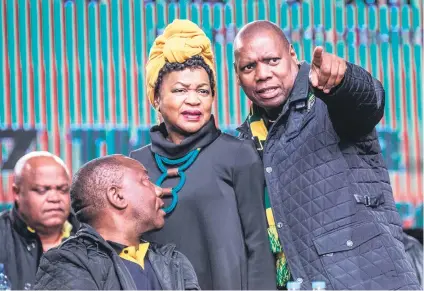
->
xmin=130 ymin=19 xmax=276 ymax=290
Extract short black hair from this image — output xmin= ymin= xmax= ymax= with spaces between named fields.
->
xmin=71 ymin=155 xmax=126 ymax=224
xmin=154 ymin=55 xmax=216 ymax=101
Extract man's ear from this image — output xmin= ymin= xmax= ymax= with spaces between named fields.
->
xmin=106 ymin=186 xmax=127 ymax=210
xmin=289 ymin=44 xmax=299 ymax=65
xmin=233 ymin=62 xmax=240 ymax=86
xmin=12 ymin=183 xmax=20 ymax=205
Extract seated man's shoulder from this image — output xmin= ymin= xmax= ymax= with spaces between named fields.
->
xmin=149 ymin=242 xmax=189 ymax=263
xmin=35 ymin=232 xmax=114 ymax=290
xmin=49 ymin=233 xmax=110 ymax=265
xmin=45 ymin=236 xmax=87 ymax=261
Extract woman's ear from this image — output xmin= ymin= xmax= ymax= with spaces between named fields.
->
xmin=106 ymin=186 xmax=127 ymax=210
xmin=154 ymin=96 xmax=160 ymax=111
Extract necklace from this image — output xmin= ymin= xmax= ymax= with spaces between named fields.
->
xmin=154 ymin=148 xmax=201 ymax=214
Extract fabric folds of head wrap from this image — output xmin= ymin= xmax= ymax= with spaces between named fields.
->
xmin=146 ymin=19 xmax=216 ymax=106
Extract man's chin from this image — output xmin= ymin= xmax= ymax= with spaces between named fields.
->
xmin=154 ymin=220 xmax=165 ymax=230
xmin=40 ymin=218 xmax=67 ymax=231
xmin=257 ymin=95 xmax=287 ymax=109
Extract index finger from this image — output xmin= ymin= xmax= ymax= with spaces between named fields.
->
xmin=312 ymin=46 xmax=324 ymax=67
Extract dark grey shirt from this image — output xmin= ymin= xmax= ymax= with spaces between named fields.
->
xmin=130 ymin=118 xmax=276 ymax=290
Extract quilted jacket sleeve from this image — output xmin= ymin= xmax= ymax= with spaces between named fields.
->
xmin=233 ymin=140 xmax=277 ymax=290
xmin=175 ymin=250 xmax=201 ymax=290
xmin=315 ymin=62 xmax=385 ymax=139
xmin=33 ymin=248 xmax=99 ymax=290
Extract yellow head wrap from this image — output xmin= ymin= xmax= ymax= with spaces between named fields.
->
xmin=146 ymin=19 xmax=217 ymax=106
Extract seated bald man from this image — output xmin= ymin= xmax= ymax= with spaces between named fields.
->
xmin=0 ymin=151 xmax=80 ymax=290
xmin=34 ymin=155 xmax=199 ymax=290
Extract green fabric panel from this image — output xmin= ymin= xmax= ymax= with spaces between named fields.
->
xmin=381 ymin=41 xmax=392 ymax=126
xmin=145 ymin=2 xmax=157 ymax=124
xmin=88 ymin=2 xmax=100 ymax=125
xmin=100 ymin=1 xmax=112 ymax=124
xmin=302 ymin=0 xmax=311 ymax=32
xmin=369 ymin=43 xmax=379 ymax=80
xmin=179 ymin=0 xmax=189 ymax=20
xmin=213 ymin=3 xmax=225 ymax=126
xmin=369 ymin=5 xmax=377 ymax=31
xmin=313 ymin=0 xmax=321 ymax=27
xmin=379 ymin=5 xmax=389 ymax=35
xmin=247 ymin=0 xmax=255 ymax=23
xmin=202 ymin=4 xmax=213 ymax=47
xmin=346 ymin=5 xmax=357 ymax=64
xmin=302 ymin=1 xmax=313 ymax=62
xmin=64 ymin=2 xmax=77 ymax=125
xmin=401 ymin=5 xmax=410 ymax=30
xmin=411 ymin=2 xmax=420 ymax=29
xmin=379 ymin=5 xmax=391 ymax=126
xmin=403 ymin=43 xmax=414 ymax=140
xmin=280 ymin=2 xmax=289 ymax=31
xmin=41 ymin=0 xmax=53 ymax=154
xmin=336 ymin=40 xmax=346 ymax=59
xmin=54 ymin=0 xmax=65 ymax=131
xmin=18 ymin=0 xmax=29 ymax=125
xmin=168 ymin=2 xmax=177 ymax=24
xmin=156 ymin=1 xmax=166 ymax=29
xmin=123 ymin=0 xmax=134 ymax=126
xmin=359 ymin=45 xmax=367 ymax=71
xmin=258 ymin=0 xmax=266 ymax=20
xmin=213 ymin=3 xmax=222 ymax=30
xmin=111 ymin=0 xmax=123 ymax=125
xmin=6 ymin=0 xmax=17 ymax=125
xmin=391 ymin=6 xmax=401 ymax=128
xmin=291 ymin=3 xmax=300 ymax=31
xmin=191 ymin=2 xmax=201 ymax=25
xmin=414 ymin=44 xmax=422 ymax=124
xmin=324 ymin=0 xmax=333 ymax=31
xmin=235 ymin=0 xmax=244 ymax=29
xmin=54 ymin=0 xmax=65 ymax=129
xmin=224 ymin=3 xmax=237 ymax=125
xmin=335 ymin=0 xmax=344 ymax=34
xmin=133 ymin=0 xmax=147 ymax=125
xmin=357 ymin=1 xmax=365 ymax=28
xmin=76 ymin=0 xmax=88 ymax=125
xmin=269 ymin=0 xmax=277 ymax=24
xmin=0 ymin=1 xmax=5 ymax=124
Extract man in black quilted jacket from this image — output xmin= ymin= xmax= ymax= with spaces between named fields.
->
xmin=34 ymin=155 xmax=199 ymax=290
xmin=234 ymin=20 xmax=421 ymax=290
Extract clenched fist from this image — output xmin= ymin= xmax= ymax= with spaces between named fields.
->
xmin=309 ymin=46 xmax=347 ymax=94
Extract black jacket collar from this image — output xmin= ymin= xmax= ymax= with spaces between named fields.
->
xmin=10 ymin=207 xmax=39 ymax=241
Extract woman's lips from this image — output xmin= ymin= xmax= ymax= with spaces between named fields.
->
xmin=182 ymin=110 xmax=202 ymax=121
